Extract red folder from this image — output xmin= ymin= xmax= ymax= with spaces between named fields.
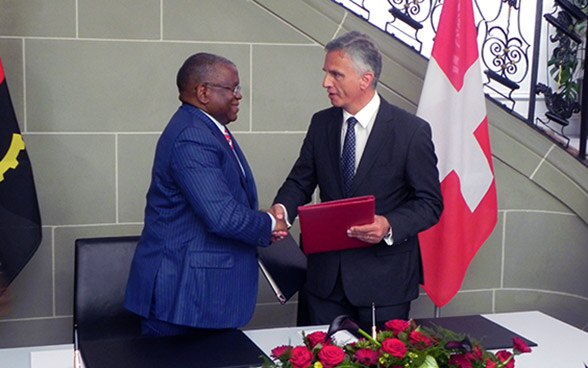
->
xmin=298 ymin=195 xmax=375 ymax=255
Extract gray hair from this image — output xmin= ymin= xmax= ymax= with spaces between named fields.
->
xmin=325 ymin=31 xmax=382 ymax=88
xmin=176 ymin=52 xmax=235 ymax=92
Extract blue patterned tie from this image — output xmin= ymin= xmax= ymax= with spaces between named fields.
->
xmin=341 ymin=117 xmax=357 ymax=197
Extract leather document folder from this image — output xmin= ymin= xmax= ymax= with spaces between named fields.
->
xmin=298 ymin=195 xmax=375 ymax=255
xmin=79 ymin=329 xmax=267 ymax=368
xmin=415 ymin=315 xmax=537 ymax=350
xmin=258 ymin=234 xmax=306 ymax=304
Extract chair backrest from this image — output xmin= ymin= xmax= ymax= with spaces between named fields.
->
xmin=74 ymin=236 xmax=142 ymax=341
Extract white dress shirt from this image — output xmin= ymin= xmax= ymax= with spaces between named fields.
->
xmin=340 ymin=93 xmax=381 ymax=173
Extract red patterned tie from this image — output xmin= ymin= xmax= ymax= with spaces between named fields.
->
xmin=224 ymin=128 xmax=233 ymax=150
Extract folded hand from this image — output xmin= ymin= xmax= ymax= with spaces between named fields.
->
xmin=346 ymin=215 xmax=390 ymax=244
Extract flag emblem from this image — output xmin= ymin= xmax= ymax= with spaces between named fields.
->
xmin=0 ymin=133 xmax=26 ymax=181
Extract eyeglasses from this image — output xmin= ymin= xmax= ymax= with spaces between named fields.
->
xmin=203 ymin=83 xmax=241 ymax=96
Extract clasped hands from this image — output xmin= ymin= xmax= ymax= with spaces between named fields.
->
xmin=267 ymin=204 xmax=289 ymax=243
xmin=267 ymin=204 xmax=390 ymax=245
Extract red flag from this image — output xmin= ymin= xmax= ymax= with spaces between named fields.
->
xmin=0 ymin=57 xmax=42 ymax=286
xmin=417 ymin=0 xmax=497 ymax=307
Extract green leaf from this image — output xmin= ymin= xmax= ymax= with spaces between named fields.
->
xmin=417 ymin=355 xmax=440 ymax=368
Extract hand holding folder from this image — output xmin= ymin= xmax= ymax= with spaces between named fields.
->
xmin=298 ymin=195 xmax=375 ymax=255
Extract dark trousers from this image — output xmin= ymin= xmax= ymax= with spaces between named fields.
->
xmin=302 ymin=271 xmax=411 ymax=330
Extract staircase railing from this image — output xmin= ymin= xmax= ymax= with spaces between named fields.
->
xmin=333 ymin=0 xmax=587 ymax=163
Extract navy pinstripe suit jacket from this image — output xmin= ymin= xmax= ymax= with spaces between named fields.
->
xmin=124 ymin=103 xmax=271 ymax=328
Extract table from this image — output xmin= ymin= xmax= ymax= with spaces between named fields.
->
xmin=483 ymin=311 xmax=588 ymax=367
xmin=244 ymin=311 xmax=588 ymax=367
xmin=1 ymin=311 xmax=587 ymax=367
xmin=0 ymin=344 xmax=73 ymax=368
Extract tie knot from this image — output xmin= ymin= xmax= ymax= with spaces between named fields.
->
xmin=347 ymin=117 xmax=358 ymax=128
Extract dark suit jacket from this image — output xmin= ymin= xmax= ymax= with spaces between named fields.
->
xmin=124 ymin=104 xmax=271 ymax=328
xmin=274 ymin=96 xmax=442 ymax=306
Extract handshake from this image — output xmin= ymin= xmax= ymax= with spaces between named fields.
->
xmin=264 ymin=203 xmax=391 ymax=245
xmin=266 ymin=204 xmax=289 ymax=243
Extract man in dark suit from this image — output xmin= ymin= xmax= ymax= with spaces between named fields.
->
xmin=125 ymin=53 xmax=286 ymax=336
xmin=272 ymin=31 xmax=443 ymax=326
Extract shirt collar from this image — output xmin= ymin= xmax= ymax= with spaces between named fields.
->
xmin=201 ymin=110 xmax=227 ymax=133
xmin=342 ymin=93 xmax=380 ymax=128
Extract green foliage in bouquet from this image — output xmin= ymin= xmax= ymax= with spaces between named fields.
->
xmin=261 ymin=316 xmax=531 ymax=368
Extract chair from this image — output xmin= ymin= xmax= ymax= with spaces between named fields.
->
xmin=73 ymin=236 xmax=142 ymax=342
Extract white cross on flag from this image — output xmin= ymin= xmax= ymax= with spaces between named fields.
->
xmin=417 ymin=0 xmax=498 ymax=307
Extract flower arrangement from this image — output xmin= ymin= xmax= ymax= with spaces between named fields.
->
xmin=262 ymin=316 xmax=531 ymax=368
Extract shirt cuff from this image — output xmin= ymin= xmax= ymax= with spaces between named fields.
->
xmin=383 ymin=227 xmax=394 ymax=246
xmin=275 ymin=203 xmax=292 ymax=229
xmin=268 ymin=213 xmax=276 ymax=231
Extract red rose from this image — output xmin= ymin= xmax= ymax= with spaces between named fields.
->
xmin=318 ymin=345 xmax=345 ymax=368
xmin=448 ymin=354 xmax=473 ymax=368
xmin=471 ymin=345 xmax=483 ymax=360
xmin=381 ymin=338 xmax=407 ymax=359
xmin=289 ymin=346 xmax=314 ymax=368
xmin=485 ymin=359 xmax=497 ymax=368
xmin=408 ymin=330 xmax=432 ymax=348
xmin=306 ymin=331 xmax=328 ymax=348
xmin=384 ymin=319 xmax=410 ymax=334
xmin=512 ymin=337 xmax=532 ymax=354
xmin=271 ymin=345 xmax=292 ymax=359
xmin=354 ymin=348 xmax=379 ymax=366
xmin=465 ymin=345 xmax=484 ymax=363
xmin=496 ymin=350 xmax=515 ymax=368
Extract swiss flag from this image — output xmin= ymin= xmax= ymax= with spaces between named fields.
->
xmin=417 ymin=0 xmax=497 ymax=308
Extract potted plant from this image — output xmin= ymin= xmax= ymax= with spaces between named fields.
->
xmin=538 ymin=0 xmax=587 ymax=137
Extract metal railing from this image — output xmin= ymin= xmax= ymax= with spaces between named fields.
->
xmin=333 ymin=0 xmax=587 ymax=162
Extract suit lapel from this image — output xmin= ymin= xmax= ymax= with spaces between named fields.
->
xmin=326 ymin=109 xmax=346 ymax=197
xmin=351 ymin=100 xmax=394 ymax=194
xmin=231 ymin=136 xmax=258 ymax=209
xmin=217 ymin=128 xmax=246 ymax=182
xmin=223 ymin=128 xmax=246 ymax=177
xmin=186 ymin=105 xmax=257 ymax=209
xmin=192 ymin=109 xmax=247 ymax=183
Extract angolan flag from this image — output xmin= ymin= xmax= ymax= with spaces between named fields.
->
xmin=0 ymin=57 xmax=42 ymax=287
xmin=417 ymin=0 xmax=498 ymax=308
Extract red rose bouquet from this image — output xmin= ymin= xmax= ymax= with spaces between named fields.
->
xmin=261 ymin=316 xmax=531 ymax=368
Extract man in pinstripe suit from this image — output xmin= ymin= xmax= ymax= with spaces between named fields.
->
xmin=124 ymin=53 xmax=287 ymax=337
